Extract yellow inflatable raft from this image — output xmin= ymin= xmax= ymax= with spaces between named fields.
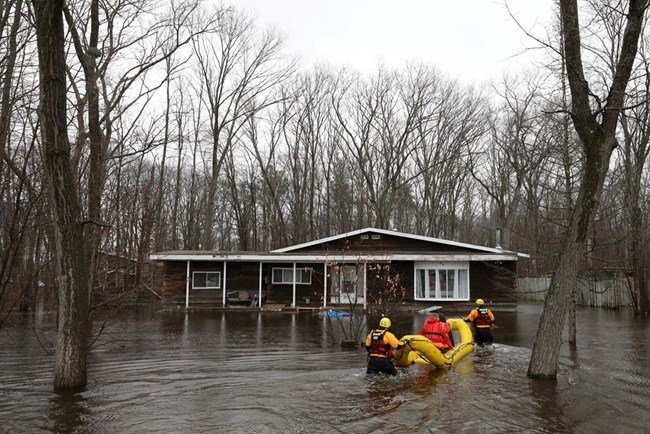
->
xmin=393 ymin=318 xmax=474 ymax=368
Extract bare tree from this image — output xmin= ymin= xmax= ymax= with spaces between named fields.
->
xmin=193 ymin=9 xmax=293 ymax=249
xmin=473 ymin=73 xmax=550 ymax=250
xmin=333 ymin=67 xmax=430 ymax=229
xmin=274 ymin=71 xmax=333 ymax=243
xmin=619 ymin=39 xmax=650 ymax=315
xmin=32 ymin=0 xmax=91 ymax=389
xmin=0 ymin=0 xmax=40 ymax=321
xmin=63 ymin=0 xmax=207 ymax=292
xmin=243 ymin=107 xmax=291 ymax=248
xmin=414 ymin=72 xmax=488 ymax=239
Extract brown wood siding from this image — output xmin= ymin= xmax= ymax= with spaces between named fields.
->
xmin=160 ymin=261 xmax=326 ymax=306
xmin=364 ymin=261 xmax=415 ymax=302
xmin=469 ymin=261 xmax=518 ymax=303
xmin=161 ymin=261 xmax=226 ymax=296
xmin=225 ymin=262 xmax=261 ymax=291
xmin=289 ymin=232 xmax=483 ymax=253
xmin=161 ymin=261 xmax=186 ymax=296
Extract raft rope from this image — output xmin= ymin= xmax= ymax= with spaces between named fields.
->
xmin=408 ymin=338 xmax=433 ymax=365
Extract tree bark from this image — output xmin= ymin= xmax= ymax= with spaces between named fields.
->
xmin=33 ymin=0 xmax=91 ymax=389
xmin=568 ymin=288 xmax=576 ymax=344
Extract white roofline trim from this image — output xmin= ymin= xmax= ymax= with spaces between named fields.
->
xmin=271 ymin=227 xmax=525 ymax=256
xmin=149 ymin=253 xmax=520 ymax=262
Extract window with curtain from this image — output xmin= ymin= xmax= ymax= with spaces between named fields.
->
xmin=272 ymin=267 xmax=312 ymax=284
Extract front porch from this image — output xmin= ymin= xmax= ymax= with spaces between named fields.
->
xmin=159 ymin=259 xmax=379 ymax=310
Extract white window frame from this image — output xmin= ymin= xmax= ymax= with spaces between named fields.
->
xmin=413 ymin=261 xmax=470 ymax=301
xmin=272 ymin=267 xmax=312 ymax=285
xmin=192 ymin=271 xmax=221 ymax=289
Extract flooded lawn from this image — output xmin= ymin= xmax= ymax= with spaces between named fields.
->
xmin=0 ymin=303 xmax=648 ymax=433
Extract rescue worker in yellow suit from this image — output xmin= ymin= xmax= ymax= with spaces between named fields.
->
xmin=365 ymin=317 xmax=404 ymax=375
xmin=464 ymin=298 xmax=495 ymax=346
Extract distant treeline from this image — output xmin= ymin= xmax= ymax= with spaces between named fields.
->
xmin=0 ymin=0 xmax=648 ymax=318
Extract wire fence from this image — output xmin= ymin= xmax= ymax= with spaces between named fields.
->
xmin=517 ymin=277 xmax=634 ymax=308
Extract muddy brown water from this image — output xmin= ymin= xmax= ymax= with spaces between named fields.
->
xmin=0 ymin=303 xmax=648 ymax=433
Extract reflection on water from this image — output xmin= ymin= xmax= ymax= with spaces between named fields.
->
xmin=0 ymin=304 xmax=648 ymax=433
xmin=46 ymin=390 xmax=90 ymax=433
xmin=529 ymin=378 xmax=569 ymax=433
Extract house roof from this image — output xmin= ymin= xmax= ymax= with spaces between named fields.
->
xmin=149 ymin=227 xmax=529 ymax=262
xmin=148 ymin=251 xmax=522 ymax=262
xmin=272 ymin=227 xmax=529 ymax=258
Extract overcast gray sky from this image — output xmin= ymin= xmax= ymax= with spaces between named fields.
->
xmin=228 ymin=0 xmax=555 ymax=83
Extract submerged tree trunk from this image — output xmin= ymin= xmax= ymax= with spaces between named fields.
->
xmin=33 ymin=0 xmax=91 ymax=389
xmin=528 ymin=0 xmax=647 ymax=378
xmin=628 ymin=198 xmax=649 ymax=315
xmin=528 ymin=159 xmax=609 ymax=377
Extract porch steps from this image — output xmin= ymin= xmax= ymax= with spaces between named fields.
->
xmin=261 ymin=303 xmax=286 ymax=312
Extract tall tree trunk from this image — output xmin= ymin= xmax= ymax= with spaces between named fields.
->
xmin=154 ymin=62 xmax=172 ymax=251
xmin=0 ymin=0 xmax=23 ymax=174
xmin=33 ymin=0 xmax=91 ymax=389
xmin=171 ymin=93 xmax=185 ymax=250
xmin=560 ymin=22 xmax=578 ymax=343
xmin=203 ymin=131 xmax=221 ymax=250
xmin=628 ymin=185 xmax=648 ymax=315
xmin=135 ymin=165 xmax=156 ymax=287
xmin=528 ymin=0 xmax=647 ymax=378
xmin=64 ymin=0 xmax=103 ymax=296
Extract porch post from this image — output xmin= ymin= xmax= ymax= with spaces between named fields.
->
xmin=363 ymin=262 xmax=367 ymax=310
xmin=185 ymin=260 xmax=190 ymax=309
xmin=222 ymin=261 xmax=228 ymax=306
xmin=258 ymin=262 xmax=263 ymax=308
xmin=323 ymin=263 xmax=328 ymax=308
xmin=292 ymin=262 xmax=297 ymax=308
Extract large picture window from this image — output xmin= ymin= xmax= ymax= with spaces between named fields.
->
xmin=414 ymin=262 xmax=469 ymax=300
xmin=272 ymin=267 xmax=312 ymax=285
xmin=192 ymin=271 xmax=221 ymax=289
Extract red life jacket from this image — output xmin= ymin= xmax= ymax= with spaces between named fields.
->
xmin=420 ymin=317 xmax=453 ymax=350
xmin=368 ymin=330 xmax=392 ymax=358
xmin=474 ymin=308 xmax=493 ymax=327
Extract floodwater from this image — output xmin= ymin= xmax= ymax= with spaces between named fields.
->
xmin=0 ymin=304 xmax=648 ymax=433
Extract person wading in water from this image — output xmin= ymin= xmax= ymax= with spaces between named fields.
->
xmin=464 ymin=299 xmax=495 ymax=346
xmin=365 ymin=317 xmax=404 ymax=375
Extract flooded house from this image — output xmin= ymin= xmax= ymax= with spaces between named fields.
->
xmin=149 ymin=227 xmax=528 ymax=309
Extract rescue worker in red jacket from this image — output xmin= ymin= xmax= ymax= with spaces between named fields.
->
xmin=419 ymin=313 xmax=453 ymax=351
xmin=365 ymin=317 xmax=404 ymax=375
xmin=464 ymin=298 xmax=495 ymax=346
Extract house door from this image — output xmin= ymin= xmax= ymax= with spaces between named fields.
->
xmin=330 ymin=264 xmax=365 ymax=304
